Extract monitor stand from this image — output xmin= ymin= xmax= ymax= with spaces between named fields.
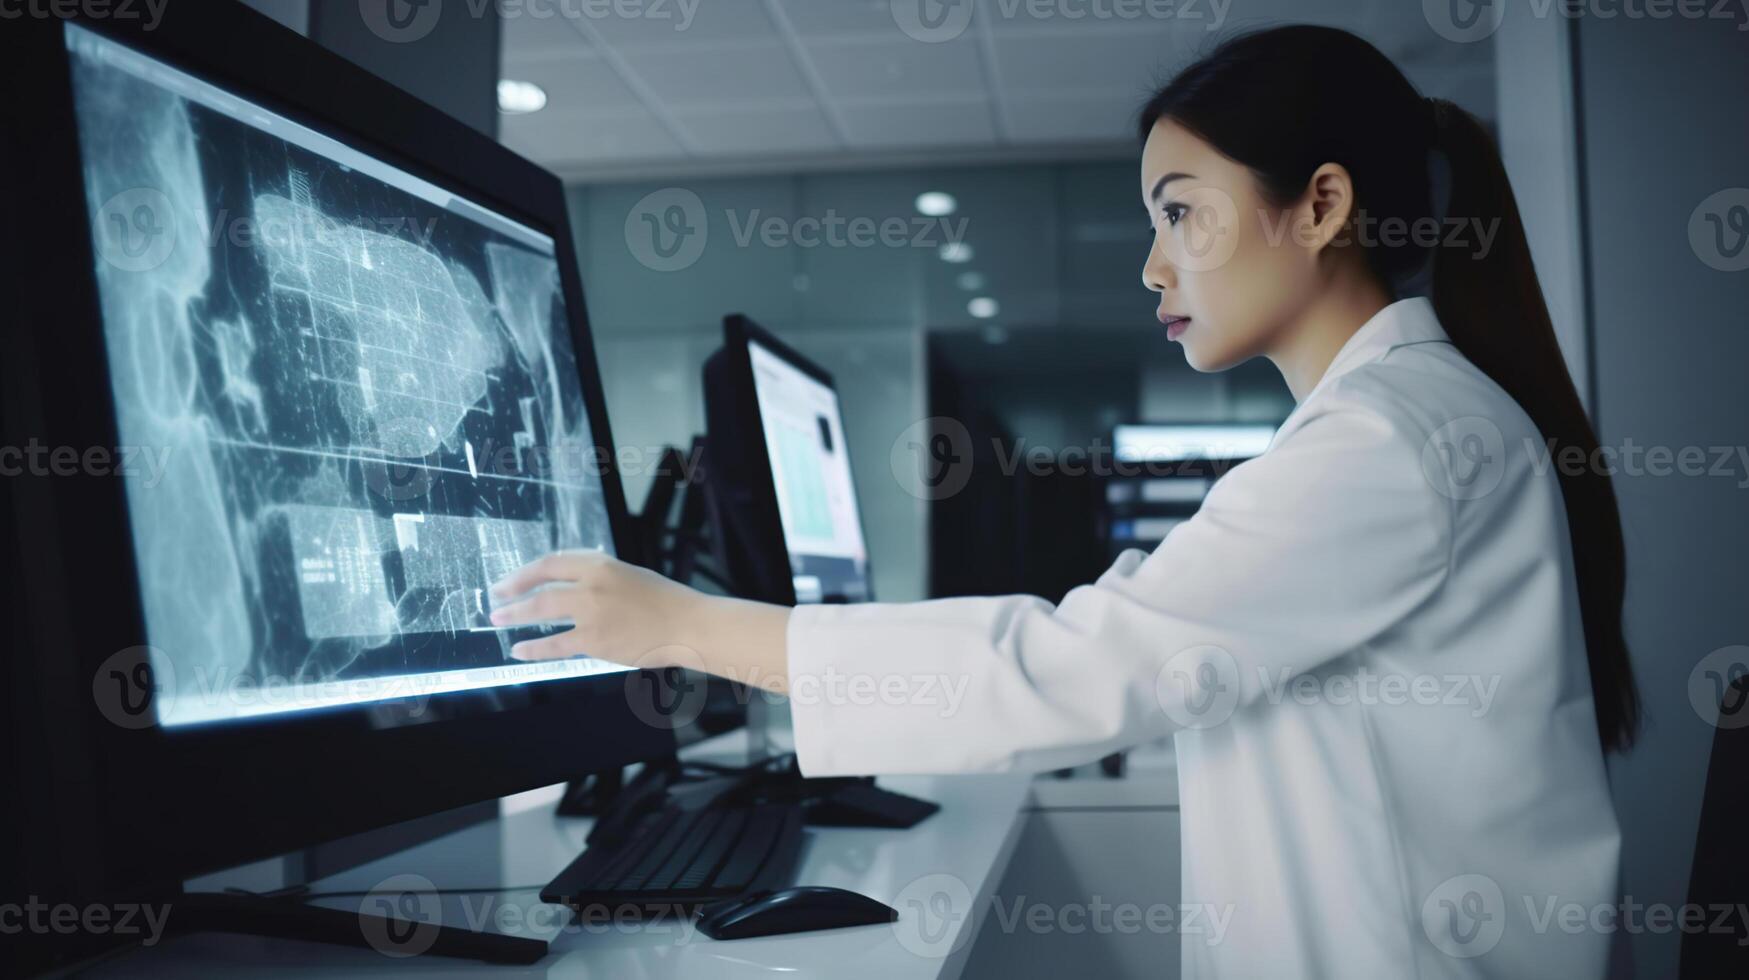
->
xmin=163 ymin=890 xmax=548 ymax=965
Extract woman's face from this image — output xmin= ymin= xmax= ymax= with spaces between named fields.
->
xmin=1139 ymin=118 xmax=1319 ymax=372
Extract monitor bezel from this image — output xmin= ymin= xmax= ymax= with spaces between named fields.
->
xmin=0 ymin=6 xmax=670 ymax=899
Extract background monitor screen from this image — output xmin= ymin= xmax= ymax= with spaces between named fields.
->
xmin=67 ymin=24 xmax=628 ymax=728
xmin=747 ymin=340 xmax=870 ymax=604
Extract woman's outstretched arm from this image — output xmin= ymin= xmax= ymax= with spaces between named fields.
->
xmin=488 ymin=552 xmax=794 ymax=693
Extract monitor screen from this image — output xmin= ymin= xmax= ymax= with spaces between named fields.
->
xmin=746 ymin=340 xmax=870 ymax=604
xmin=67 ymin=24 xmax=628 ymax=728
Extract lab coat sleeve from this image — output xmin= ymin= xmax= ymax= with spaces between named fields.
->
xmin=786 ymin=383 xmax=1454 ymax=776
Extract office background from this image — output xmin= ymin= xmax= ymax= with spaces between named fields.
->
xmin=232 ymin=2 xmax=1749 ymax=975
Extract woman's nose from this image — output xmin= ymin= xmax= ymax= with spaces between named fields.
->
xmin=1142 ymin=237 xmax=1176 ymax=293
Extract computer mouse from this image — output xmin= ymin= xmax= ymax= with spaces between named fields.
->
xmin=696 ymin=886 xmax=898 ymax=940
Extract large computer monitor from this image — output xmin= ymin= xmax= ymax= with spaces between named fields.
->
xmin=1 ymin=5 xmax=667 ymax=930
xmin=703 ymin=316 xmax=873 ymax=606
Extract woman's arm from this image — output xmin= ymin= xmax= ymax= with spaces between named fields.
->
xmin=488 ymin=552 xmax=794 ymax=693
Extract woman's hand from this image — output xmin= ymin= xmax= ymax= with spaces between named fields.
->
xmin=488 ymin=550 xmax=703 ymax=666
xmin=487 ymin=550 xmax=794 ymax=693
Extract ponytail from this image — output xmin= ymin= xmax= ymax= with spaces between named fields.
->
xmin=1425 ymin=98 xmax=1639 ymax=750
xmin=1139 ymin=27 xmax=1640 ymax=752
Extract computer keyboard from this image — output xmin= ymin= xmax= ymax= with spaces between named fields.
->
xmin=541 ymin=802 xmax=803 ymax=913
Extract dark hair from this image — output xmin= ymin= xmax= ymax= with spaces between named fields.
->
xmin=1137 ymin=26 xmax=1639 ymax=753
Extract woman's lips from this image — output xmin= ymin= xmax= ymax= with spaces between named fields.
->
xmin=1163 ymin=316 xmax=1191 ymax=341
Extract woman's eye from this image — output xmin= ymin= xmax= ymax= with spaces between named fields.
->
xmin=1161 ymin=203 xmax=1188 ymax=228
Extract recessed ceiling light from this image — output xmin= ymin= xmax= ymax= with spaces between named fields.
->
xmin=938 ymin=242 xmax=974 ymax=264
xmin=915 ymin=191 xmax=957 ymax=217
xmin=968 ymin=297 xmax=999 ymax=319
xmin=956 ymin=271 xmax=985 ymax=291
xmin=497 ymin=79 xmax=547 ymax=115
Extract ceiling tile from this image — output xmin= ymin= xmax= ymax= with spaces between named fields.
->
xmin=672 ymin=104 xmax=840 ymax=156
xmin=1002 ymin=93 xmax=1135 ymax=143
xmin=990 ymin=28 xmax=1182 ymax=97
xmin=497 ymin=4 xmax=594 ymax=59
xmin=773 ymin=0 xmax=909 ymax=37
xmin=619 ymin=41 xmax=815 ymax=106
xmin=838 ymin=99 xmax=998 ymax=148
xmin=805 ymin=36 xmax=986 ymax=102
xmin=574 ymin=0 xmax=779 ymax=47
xmin=500 ymin=108 xmax=685 ymax=164
xmin=498 ymin=52 xmax=643 ymax=114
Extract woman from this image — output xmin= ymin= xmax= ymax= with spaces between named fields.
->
xmin=491 ymin=26 xmax=1637 ymax=979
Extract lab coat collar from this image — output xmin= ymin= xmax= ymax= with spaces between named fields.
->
xmin=1299 ymin=296 xmax=1451 ymax=405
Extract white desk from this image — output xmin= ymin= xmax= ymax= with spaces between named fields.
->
xmin=85 ymin=772 xmax=1032 ymax=979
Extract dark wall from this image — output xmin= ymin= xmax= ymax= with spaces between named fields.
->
xmin=306 ymin=0 xmax=501 ymax=137
xmin=1576 ymin=10 xmax=1749 ymax=979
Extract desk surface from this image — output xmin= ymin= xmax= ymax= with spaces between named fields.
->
xmin=86 ymin=772 xmax=1032 ymax=979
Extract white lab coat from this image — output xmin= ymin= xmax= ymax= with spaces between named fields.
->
xmin=786 ymin=298 xmax=1620 ymax=979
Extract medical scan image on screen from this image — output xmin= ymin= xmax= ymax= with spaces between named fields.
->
xmin=748 ymin=341 xmax=870 ymax=604
xmin=67 ymin=26 xmax=627 ymax=727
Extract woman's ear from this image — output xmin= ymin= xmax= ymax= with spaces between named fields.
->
xmin=1299 ymin=162 xmax=1356 ymax=254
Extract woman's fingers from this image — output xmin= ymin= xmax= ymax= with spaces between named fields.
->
xmin=490 ymin=549 xmax=601 ymax=603
xmin=487 ymin=586 xmax=572 ymax=627
xmin=510 ymin=629 xmax=587 ymax=662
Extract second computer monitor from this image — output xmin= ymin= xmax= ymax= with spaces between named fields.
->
xmin=712 ymin=316 xmax=872 ymax=605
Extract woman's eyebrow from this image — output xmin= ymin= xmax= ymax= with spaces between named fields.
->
xmin=1148 ymin=172 xmax=1197 ymax=204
